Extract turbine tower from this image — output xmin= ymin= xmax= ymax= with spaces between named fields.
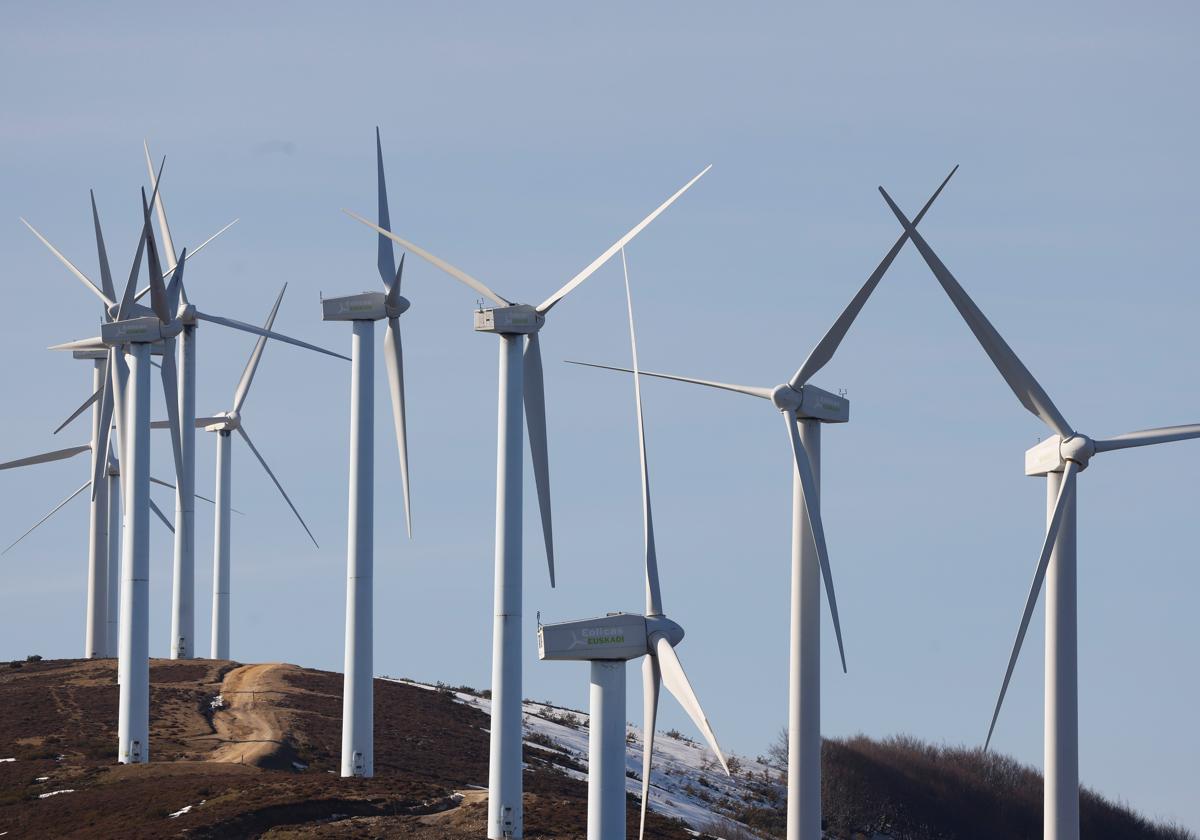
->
xmin=878 ymin=185 xmax=1200 ymax=840
xmin=321 ymin=129 xmax=413 ymax=778
xmin=539 ymin=251 xmax=729 ymax=840
xmin=570 ymin=169 xmax=957 ymax=840
xmin=198 ymin=283 xmax=332 ymax=661
xmin=346 ymin=163 xmax=710 ymax=837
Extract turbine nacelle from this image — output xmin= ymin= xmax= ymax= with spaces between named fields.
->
xmin=100 ymin=316 xmax=164 ymax=346
xmin=178 ymin=303 xmax=198 ymax=326
xmin=474 ymin=303 xmax=544 ymax=335
xmin=1025 ymin=434 xmax=1096 ymax=476
xmin=202 ymin=411 xmax=240 ymax=433
xmin=320 ymin=291 xmax=410 ymax=322
xmin=71 ymin=349 xmax=108 ymax=361
xmin=538 ymin=611 xmax=682 ymax=662
xmin=771 ymin=382 xmax=849 ymax=423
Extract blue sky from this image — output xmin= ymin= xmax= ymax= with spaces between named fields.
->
xmin=1 ymin=1 xmax=1197 ymax=828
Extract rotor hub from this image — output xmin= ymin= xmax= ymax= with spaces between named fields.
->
xmin=645 ymin=615 xmax=685 ymax=648
xmin=385 ymin=295 xmax=411 ymax=319
xmin=771 ymin=383 xmax=804 ymax=412
xmin=1060 ymin=434 xmax=1095 ymax=468
xmin=178 ymin=304 xmax=198 ymax=325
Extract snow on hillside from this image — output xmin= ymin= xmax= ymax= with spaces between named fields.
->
xmin=390 ymin=679 xmax=781 ymax=837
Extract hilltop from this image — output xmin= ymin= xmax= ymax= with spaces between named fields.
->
xmin=0 ymin=658 xmax=1192 ymax=839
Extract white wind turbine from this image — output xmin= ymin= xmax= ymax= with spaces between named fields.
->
xmin=570 ymin=169 xmax=957 ymax=840
xmin=878 ymin=185 xmax=1200 ymax=840
xmin=320 ymin=129 xmax=413 ymax=778
xmin=22 ymin=170 xmax=234 ymax=659
xmin=346 ymin=163 xmax=710 ymax=836
xmin=538 ymin=251 xmax=729 ymax=840
xmin=197 ymin=283 xmax=331 ymax=661
xmin=141 ymin=141 xmax=344 ymax=661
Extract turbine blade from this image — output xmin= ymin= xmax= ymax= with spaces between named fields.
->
xmin=654 ymin=635 xmax=729 ymax=774
xmin=117 ymin=210 xmax=150 ymax=321
xmin=523 ymin=332 xmax=555 ymax=587
xmin=165 ymin=247 xmax=187 ymax=313
xmin=640 ymin=654 xmax=661 ymax=840
xmin=158 ymin=336 xmax=185 ymax=481
xmin=48 ymin=336 xmax=107 ymax=352
xmin=536 ymin=165 xmax=712 ymax=314
xmin=985 ymin=460 xmax=1079 ymax=750
xmin=1093 ymin=424 xmax=1200 ymax=453
xmin=143 ymin=140 xmax=178 ymax=269
xmin=2 ymin=480 xmax=91 ymax=555
xmin=375 ymin=127 xmax=397 ymax=288
xmin=232 ymin=285 xmax=285 ymax=413
xmin=133 ymin=219 xmax=239 ymax=304
xmin=878 ymin=187 xmax=1074 ymax=438
xmin=141 ymin=187 xmax=172 ymax=324
xmin=790 ymin=166 xmax=958 ymax=387
xmin=0 ymin=444 xmax=92 ymax=471
xmin=237 ymin=425 xmax=317 ymax=547
xmin=194 ymin=310 xmax=350 ymax=361
xmin=20 ymin=218 xmax=113 ymax=307
xmin=386 ymin=253 xmax=405 ymax=312
xmin=622 ymin=250 xmax=662 ymax=616
xmin=343 ymin=209 xmax=511 ymax=306
xmin=54 ymin=387 xmax=102 ymax=435
xmin=566 ymin=361 xmax=773 ymax=400
xmin=149 ymin=497 xmax=175 ymax=533
xmin=90 ymin=190 xmax=116 ymax=303
xmin=384 ymin=317 xmax=412 ymax=537
xmin=91 ymin=357 xmax=115 ymax=501
xmin=148 ymin=476 xmax=222 ymax=508
xmin=784 ymin=408 xmax=847 ymax=672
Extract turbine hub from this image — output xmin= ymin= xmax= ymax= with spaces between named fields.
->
xmin=1025 ymin=433 xmax=1095 ymax=475
xmin=204 ymin=411 xmax=239 ymax=433
xmin=1060 ymin=434 xmax=1095 ymax=467
xmin=645 ymin=615 xmax=685 ymax=648
xmin=178 ymin=304 xmax=198 ymax=325
xmin=771 ymin=383 xmax=804 ymax=412
xmin=385 ymin=295 xmax=411 ymax=319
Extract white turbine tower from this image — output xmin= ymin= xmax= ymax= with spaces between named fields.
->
xmin=198 ymin=283 xmax=331 ymax=661
xmin=878 ymin=185 xmax=1200 ymax=840
xmin=322 ymin=129 xmax=413 ymax=779
xmin=539 ymin=251 xmax=729 ymax=840
xmin=570 ymin=169 xmax=957 ymax=840
xmin=346 ymin=163 xmax=710 ymax=837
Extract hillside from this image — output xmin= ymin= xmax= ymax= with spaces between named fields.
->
xmin=0 ymin=658 xmax=1192 ymax=839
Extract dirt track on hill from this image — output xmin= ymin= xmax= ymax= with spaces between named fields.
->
xmin=208 ymin=663 xmax=302 ymax=766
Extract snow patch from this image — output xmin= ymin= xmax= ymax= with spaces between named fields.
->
xmin=38 ymin=789 xmax=75 ymax=799
xmin=168 ymin=799 xmax=205 ymax=819
xmin=0 ymin=758 xmax=14 ymax=763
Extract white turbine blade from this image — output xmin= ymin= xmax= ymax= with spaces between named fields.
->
xmin=622 ymin=250 xmax=662 ymax=615
xmin=149 ymin=497 xmax=175 ymax=533
xmin=236 ymin=425 xmax=317 ymax=548
xmin=48 ymin=336 xmax=107 ymax=352
xmin=0 ymin=444 xmax=92 ymax=471
xmin=374 ymin=127 xmax=397 ymax=288
xmin=566 ymin=361 xmax=772 ymax=401
xmin=384 ymin=317 xmax=412 ymax=537
xmin=90 ymin=190 xmax=116 ymax=303
xmin=232 ymin=285 xmax=285 ymax=413
xmin=149 ymin=477 xmax=229 ymax=510
xmin=878 ymin=187 xmax=1074 ymax=439
xmin=639 ymin=653 xmax=661 ymax=840
xmin=90 ymin=361 xmax=115 ymax=501
xmin=194 ymin=310 xmax=350 ymax=361
xmin=985 ymin=460 xmax=1079 ymax=750
xmin=784 ymin=408 xmax=847 ymax=672
xmin=342 ymin=210 xmax=511 ymax=307
xmin=117 ymin=209 xmax=150 ymax=321
xmin=111 ymin=348 xmax=129 ymax=464
xmin=158 ymin=336 xmax=185 ymax=481
xmin=54 ymin=387 xmax=102 ymax=435
xmin=2 ymin=480 xmax=91 ymax=555
xmin=654 ymin=635 xmax=729 ymax=774
xmin=790 ymin=166 xmax=958 ymax=388
xmin=141 ymin=188 xmax=173 ymax=325
xmin=523 ymin=332 xmax=555 ymax=587
xmin=1093 ymin=424 xmax=1200 ymax=453
xmin=133 ymin=219 xmax=239 ymax=304
xmin=143 ymin=140 xmax=178 ymax=269
xmin=21 ymin=218 xmax=113 ymax=308
xmin=536 ymin=165 xmax=712 ymax=314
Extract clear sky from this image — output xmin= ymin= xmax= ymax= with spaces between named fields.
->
xmin=2 ymin=1 xmax=1197 ymax=829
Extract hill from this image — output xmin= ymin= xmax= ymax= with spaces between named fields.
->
xmin=0 ymin=658 xmax=1192 ymax=839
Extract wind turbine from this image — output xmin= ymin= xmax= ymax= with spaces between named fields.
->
xmin=346 ymin=162 xmax=710 ymax=836
xmin=538 ymin=251 xmax=729 ymax=840
xmin=198 ymin=283 xmax=329 ymax=661
xmin=320 ymin=129 xmax=413 ymax=779
xmin=878 ymin=185 xmax=1200 ymax=840
xmin=141 ymin=141 xmax=344 ymax=661
xmin=569 ymin=168 xmax=957 ymax=840
xmin=21 ymin=172 xmax=233 ymax=659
